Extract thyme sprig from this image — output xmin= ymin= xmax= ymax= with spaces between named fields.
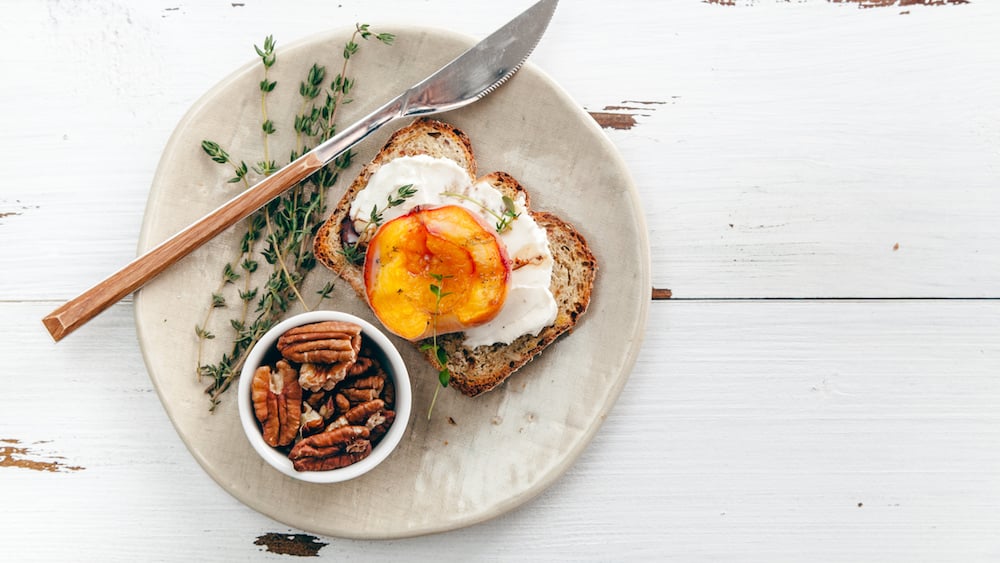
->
xmin=421 ymin=273 xmax=453 ymax=419
xmin=339 ymin=242 xmax=365 ymax=266
xmin=201 ymin=141 xmax=249 ymax=184
xmin=441 ymin=192 xmax=521 ymax=233
xmin=255 ymin=35 xmax=278 ymax=176
xmin=339 ymin=183 xmax=417 ymax=265
xmin=320 ymin=24 xmax=395 ymax=141
xmin=367 ymin=183 xmax=417 ymax=228
xmin=294 ymin=63 xmax=326 ymax=152
xmin=194 ymin=145 xmax=258 ymax=376
xmin=195 ymin=28 xmax=395 ymax=410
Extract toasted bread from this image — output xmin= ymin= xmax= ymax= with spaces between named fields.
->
xmin=314 ymin=118 xmax=596 ymax=396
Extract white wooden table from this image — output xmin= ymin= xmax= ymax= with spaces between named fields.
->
xmin=4 ymin=0 xmax=999 ymax=559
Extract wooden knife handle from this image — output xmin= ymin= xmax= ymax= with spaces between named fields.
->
xmin=42 ymin=152 xmax=325 ymax=342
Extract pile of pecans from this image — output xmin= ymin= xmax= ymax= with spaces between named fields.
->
xmin=250 ymin=321 xmax=396 ymax=472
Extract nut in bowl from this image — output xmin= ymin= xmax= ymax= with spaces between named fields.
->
xmin=238 ymin=311 xmax=411 ymax=483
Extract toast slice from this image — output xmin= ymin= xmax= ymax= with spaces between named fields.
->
xmin=313 ymin=118 xmax=596 ymax=396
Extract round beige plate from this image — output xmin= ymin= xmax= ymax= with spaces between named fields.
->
xmin=135 ymin=26 xmax=649 ymax=539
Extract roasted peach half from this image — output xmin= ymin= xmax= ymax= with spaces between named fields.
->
xmin=363 ymin=205 xmax=510 ymax=341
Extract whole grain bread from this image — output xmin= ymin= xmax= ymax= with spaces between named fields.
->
xmin=313 ymin=118 xmax=596 ymax=397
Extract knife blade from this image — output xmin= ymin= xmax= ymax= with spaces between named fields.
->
xmin=42 ymin=0 xmax=558 ymax=341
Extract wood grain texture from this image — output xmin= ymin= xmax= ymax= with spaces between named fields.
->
xmin=4 ymin=1 xmax=999 ymax=301
xmin=4 ymin=300 xmax=999 ymax=559
xmin=602 ymin=2 xmax=1000 ymax=298
xmin=3 ymin=0 xmax=999 ymax=560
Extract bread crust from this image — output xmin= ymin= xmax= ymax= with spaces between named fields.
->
xmin=313 ymin=118 xmax=596 ymax=396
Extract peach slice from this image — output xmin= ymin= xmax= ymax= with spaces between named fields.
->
xmin=363 ymin=205 xmax=510 ymax=341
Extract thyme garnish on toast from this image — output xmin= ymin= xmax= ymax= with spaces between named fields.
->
xmin=421 ymin=273 xmax=453 ymax=419
xmin=441 ymin=191 xmax=521 ymax=233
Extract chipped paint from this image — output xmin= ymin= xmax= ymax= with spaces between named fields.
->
xmin=0 ymin=438 xmax=84 ymax=473
xmin=703 ymin=0 xmax=970 ymax=6
xmin=652 ymin=288 xmax=673 ymax=300
xmin=0 ymin=199 xmax=39 ymax=221
xmin=589 ymin=112 xmax=639 ymax=130
xmin=589 ymin=100 xmax=669 ymax=130
xmin=830 ymin=0 xmax=969 ymax=7
xmin=254 ymin=533 xmax=328 ymax=557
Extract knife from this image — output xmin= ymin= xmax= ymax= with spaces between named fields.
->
xmin=42 ymin=0 xmax=558 ymax=341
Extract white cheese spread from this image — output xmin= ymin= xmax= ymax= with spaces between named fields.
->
xmin=349 ymin=155 xmax=557 ymax=347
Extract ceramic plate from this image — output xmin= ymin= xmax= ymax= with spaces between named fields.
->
xmin=134 ymin=26 xmax=649 ymax=539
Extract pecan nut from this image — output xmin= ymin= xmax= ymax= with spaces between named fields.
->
xmin=326 ymin=399 xmax=385 ymax=431
xmin=334 ymin=392 xmax=351 ymax=413
xmin=288 ymin=425 xmax=372 ymax=472
xmin=339 ymin=372 xmax=386 ymax=404
xmin=251 ymin=360 xmax=302 ymax=447
xmin=346 ymin=399 xmax=386 ymax=425
xmin=277 ymin=321 xmax=364 ymax=392
xmin=299 ymin=402 xmax=325 ymax=435
xmin=304 ymin=389 xmax=329 ymax=410
xmin=369 ymin=410 xmax=396 ymax=443
xmin=348 ymin=356 xmax=375 ymax=377
xmin=250 ymin=320 xmax=400 ymax=472
xmin=291 ymin=443 xmax=372 ymax=472
xmin=277 ymin=321 xmax=362 ymax=364
xmin=382 ymin=376 xmax=396 ymax=409
xmin=299 ymin=362 xmax=349 ymax=393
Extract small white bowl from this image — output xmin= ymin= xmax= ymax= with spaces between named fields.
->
xmin=237 ymin=310 xmax=411 ymax=483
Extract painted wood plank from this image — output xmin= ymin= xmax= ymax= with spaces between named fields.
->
xmin=593 ymin=2 xmax=1000 ymax=298
xmin=3 ymin=299 xmax=998 ymax=559
xmin=5 ymin=0 xmax=999 ymax=555
xmin=3 ymin=1 xmax=999 ymax=302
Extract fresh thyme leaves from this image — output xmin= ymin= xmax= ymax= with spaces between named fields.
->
xmin=339 ymin=183 xmax=417 ymax=266
xmin=254 ymin=35 xmax=277 ymax=67
xmin=421 ymin=273 xmax=453 ymax=419
xmin=294 ymin=64 xmax=326 ymax=150
xmin=222 ymin=263 xmax=240 ymax=283
xmin=387 ymin=183 xmax=418 ymax=207
xmin=315 ymin=281 xmax=335 ymax=303
xmin=201 ymin=141 xmax=249 ymax=184
xmin=440 ymin=191 xmax=521 ymax=233
xmin=229 ymin=162 xmax=250 ymax=184
xmin=200 ymin=140 xmax=230 ymax=164
xmin=195 ymin=27 xmax=395 ymax=411
xmin=354 ymin=182 xmax=419 ymax=245
xmin=317 ymin=24 xmax=396 ymax=142
xmin=368 ymin=183 xmax=417 ymax=227
xmin=338 ymin=242 xmax=365 ymax=266
xmin=193 ymin=149 xmax=255 ymax=380
xmin=355 ymin=23 xmax=396 ymax=45
xmin=498 ymin=195 xmax=520 ymax=232
xmin=255 ymin=35 xmax=278 ymax=176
